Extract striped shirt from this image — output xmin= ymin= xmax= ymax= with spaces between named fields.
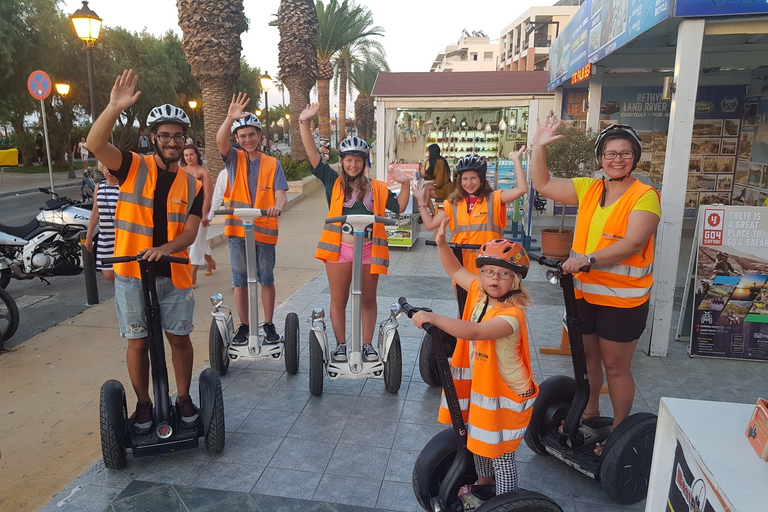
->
xmin=95 ymin=182 xmax=119 ymax=270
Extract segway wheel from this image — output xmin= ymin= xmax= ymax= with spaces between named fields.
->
xmin=418 ymin=331 xmax=441 ymax=387
xmin=384 ymin=330 xmax=402 ymax=393
xmin=0 ymin=287 xmax=20 ymax=342
xmin=413 ymin=428 xmax=477 ymax=512
xmin=524 ymin=375 xmax=575 ymax=455
xmin=208 ymin=318 xmax=230 ymax=376
xmin=203 ymin=372 xmax=226 ymax=454
xmin=99 ymin=380 xmax=127 ymax=470
xmin=475 ymin=492 xmax=563 ymax=512
xmin=308 ymin=330 xmax=324 ymax=396
xmin=599 ymin=412 xmax=656 ymax=504
xmin=284 ymin=312 xmax=300 ymax=375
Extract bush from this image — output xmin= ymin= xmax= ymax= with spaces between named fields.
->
xmin=0 ymin=134 xmax=16 ymax=150
xmin=274 ymin=153 xmax=312 ymax=181
xmin=328 ymin=149 xmax=339 ymax=164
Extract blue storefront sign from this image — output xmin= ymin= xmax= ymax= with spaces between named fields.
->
xmin=548 ymin=0 xmax=672 ymax=90
xmin=676 ymin=0 xmax=768 ymax=17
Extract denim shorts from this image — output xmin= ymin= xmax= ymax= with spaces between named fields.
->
xmin=114 ymin=274 xmax=195 ymax=339
xmin=229 ymin=236 xmax=276 ymax=288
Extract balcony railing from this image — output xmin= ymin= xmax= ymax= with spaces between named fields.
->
xmin=514 ymin=45 xmax=520 ymax=54
xmin=534 ymin=36 xmax=552 ymax=48
xmin=523 ymin=40 xmax=529 ymax=50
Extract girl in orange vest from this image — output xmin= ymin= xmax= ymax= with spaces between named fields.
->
xmin=410 ymin=220 xmax=538 ymax=506
xmin=413 ymin=148 xmax=528 ymax=275
xmin=298 ymin=104 xmax=411 ymax=363
xmin=530 ymin=117 xmax=660 ymax=455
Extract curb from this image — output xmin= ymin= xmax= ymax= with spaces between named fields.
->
xmin=0 ymin=182 xmax=81 ymax=199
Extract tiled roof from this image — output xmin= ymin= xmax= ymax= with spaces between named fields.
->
xmin=372 ymin=71 xmax=551 ymax=98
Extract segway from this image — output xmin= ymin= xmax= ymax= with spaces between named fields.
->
xmin=399 ymin=296 xmax=563 ymax=512
xmin=208 ymin=208 xmax=299 ymax=376
xmin=418 ymin=240 xmax=480 ymax=387
xmin=308 ymin=214 xmax=402 ymax=396
xmin=523 ymin=256 xmax=656 ymax=504
xmin=99 ymin=255 xmax=225 ymax=470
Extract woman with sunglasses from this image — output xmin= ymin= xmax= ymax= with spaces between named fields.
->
xmin=530 ymin=117 xmax=660 ymax=455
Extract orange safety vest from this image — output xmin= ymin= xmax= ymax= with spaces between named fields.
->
xmin=315 ymin=179 xmax=390 ymax=275
xmin=113 ymin=153 xmax=201 ymax=289
xmin=571 ymin=178 xmax=658 ymax=308
xmin=438 ymin=280 xmax=538 ymax=458
xmin=224 ymin=151 xmax=279 ymax=244
xmin=445 ymin=191 xmax=506 ymax=274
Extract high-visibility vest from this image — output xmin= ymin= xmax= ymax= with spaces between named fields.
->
xmin=224 ymin=151 xmax=279 ymax=244
xmin=445 ymin=191 xmax=506 ymax=274
xmin=315 ymin=179 xmax=390 ymax=275
xmin=438 ymin=280 xmax=538 ymax=458
xmin=113 ymin=153 xmax=201 ymax=289
xmin=571 ymin=178 xmax=659 ymax=308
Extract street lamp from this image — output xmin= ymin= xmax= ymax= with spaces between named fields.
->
xmin=55 ymin=82 xmax=75 ymax=179
xmin=187 ymin=100 xmax=198 ymax=139
xmin=333 ymin=104 xmax=339 ymax=147
xmin=259 ymin=72 xmax=273 ymax=153
xmin=284 ymin=113 xmax=290 ymax=145
xmin=255 ymin=109 xmax=262 ymax=117
xmin=70 ymin=1 xmax=101 ymax=122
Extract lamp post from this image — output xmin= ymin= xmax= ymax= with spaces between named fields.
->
xmin=70 ymin=1 xmax=101 ymax=122
xmin=187 ymin=100 xmax=198 ymax=139
xmin=259 ymin=72 xmax=273 ymax=153
xmin=56 ymin=82 xmax=76 ymax=179
xmin=333 ymin=104 xmax=339 ymax=147
xmin=284 ymin=113 xmax=290 ymax=145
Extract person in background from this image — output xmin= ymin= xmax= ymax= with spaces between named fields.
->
xmin=181 ymin=144 xmax=216 ymax=287
xmin=84 ymin=161 xmax=120 ymax=282
xmin=137 ymin=129 xmax=150 ymax=154
xmin=422 ymin=143 xmax=454 ymax=202
xmin=78 ymin=136 xmax=90 ymax=171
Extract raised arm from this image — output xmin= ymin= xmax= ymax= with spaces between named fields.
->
xmin=530 ymin=115 xmax=579 ymax=205
xmin=217 ymin=93 xmax=251 ymax=157
xmin=499 ymin=145 xmax=529 ymax=204
xmin=389 ymin=169 xmax=411 ymax=213
xmin=200 ymin=167 xmax=214 ymax=227
xmin=87 ymin=69 xmax=141 ymax=171
xmin=411 ymin=182 xmax=447 ymax=230
xmin=434 ymin=219 xmax=475 ymax=290
xmin=298 ymin=104 xmax=321 ymax=169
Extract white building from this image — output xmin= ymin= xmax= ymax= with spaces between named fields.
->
xmin=430 ymin=31 xmax=499 ymax=73
xmin=498 ymin=4 xmax=579 ymax=71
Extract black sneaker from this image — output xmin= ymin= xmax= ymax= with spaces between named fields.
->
xmin=176 ymin=394 xmax=200 ymax=429
xmin=133 ymin=400 xmax=153 ymax=435
xmin=232 ymin=324 xmax=249 ymax=345
xmin=362 ymin=343 xmax=378 ymax=362
xmin=332 ymin=343 xmax=347 ymax=362
xmin=263 ymin=322 xmax=280 ymax=344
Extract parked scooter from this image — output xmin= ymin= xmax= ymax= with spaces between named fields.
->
xmin=0 ymin=187 xmax=92 ymax=289
xmin=81 ymin=168 xmax=96 ymax=203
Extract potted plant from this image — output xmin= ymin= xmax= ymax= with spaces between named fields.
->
xmin=539 ymin=123 xmax=597 ymax=259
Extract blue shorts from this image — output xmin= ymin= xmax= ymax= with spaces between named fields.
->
xmin=229 ymin=236 xmax=276 ymax=288
xmin=114 ymin=274 xmax=195 ymax=339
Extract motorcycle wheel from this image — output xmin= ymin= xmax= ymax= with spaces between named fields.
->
xmin=0 ymin=287 xmax=20 ymax=343
xmin=0 ymin=268 xmax=10 ymax=289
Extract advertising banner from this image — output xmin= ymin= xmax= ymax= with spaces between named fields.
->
xmin=690 ymin=205 xmax=768 ymax=360
xmin=665 ymin=437 xmax=729 ymax=512
xmin=548 ymin=0 xmax=672 ymax=89
xmin=676 ymin=0 xmax=768 ymax=17
xmin=733 ymin=95 xmax=768 ymax=208
xmin=385 ymin=163 xmax=418 ymax=247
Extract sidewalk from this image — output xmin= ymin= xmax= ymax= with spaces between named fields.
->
xmin=2 ymin=188 xmax=765 ymax=512
xmin=0 ymin=169 xmax=82 ymax=198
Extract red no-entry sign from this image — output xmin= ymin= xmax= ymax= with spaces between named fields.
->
xmin=27 ymin=70 xmax=52 ymax=100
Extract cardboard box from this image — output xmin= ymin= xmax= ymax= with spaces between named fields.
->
xmin=745 ymin=398 xmax=768 ymax=461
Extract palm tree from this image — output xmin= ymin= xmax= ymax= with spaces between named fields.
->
xmin=276 ymin=0 xmax=318 ymax=161
xmin=177 ymin=0 xmax=247 ymax=177
xmin=348 ymin=60 xmax=387 ymax=141
xmin=333 ymin=39 xmax=387 ymax=139
xmin=316 ymin=0 xmax=383 ymax=142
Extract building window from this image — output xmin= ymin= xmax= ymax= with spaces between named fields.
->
xmin=471 ymin=53 xmax=478 ymax=61
xmin=484 ymin=52 xmax=493 ymax=61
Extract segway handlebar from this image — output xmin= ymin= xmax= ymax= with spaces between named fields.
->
xmin=398 ymin=297 xmax=435 ymax=331
xmin=531 ymin=254 xmax=591 ymax=273
xmin=213 ymin=208 xmax=275 ymax=216
xmin=103 ymin=255 xmax=190 ymax=265
xmin=325 ymin=214 xmax=396 ymax=226
xmin=424 ymin=240 xmax=481 ymax=250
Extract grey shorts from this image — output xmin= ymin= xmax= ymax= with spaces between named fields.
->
xmin=114 ymin=274 xmax=195 ymax=339
xmin=229 ymin=236 xmax=276 ymax=288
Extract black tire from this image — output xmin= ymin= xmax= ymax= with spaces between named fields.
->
xmin=418 ymin=331 xmax=441 ymax=387
xmin=284 ymin=312 xmax=300 ymax=375
xmin=100 ymin=380 xmax=127 ymax=470
xmin=524 ymin=375 xmax=575 ymax=455
xmin=208 ymin=318 xmax=229 ymax=376
xmin=0 ymin=268 xmax=10 ymax=289
xmin=476 ymin=493 xmax=563 ymax=512
xmin=599 ymin=412 xmax=656 ymax=504
xmin=413 ymin=428 xmax=477 ymax=512
xmin=0 ymin=287 xmax=20 ymax=343
xmin=204 ymin=373 xmax=226 ymax=453
xmin=384 ymin=330 xmax=402 ymax=393
xmin=308 ymin=330 xmax=324 ymax=396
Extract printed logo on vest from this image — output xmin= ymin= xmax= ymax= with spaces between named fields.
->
xmin=602 ymin=233 xmax=623 ymax=241
xmin=171 ymin=198 xmax=188 ymax=206
xmin=475 ymin=351 xmax=489 ymax=361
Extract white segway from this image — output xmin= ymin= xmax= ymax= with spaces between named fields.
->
xmin=209 ymin=208 xmax=299 ymax=376
xmin=308 ymin=214 xmax=403 ymax=395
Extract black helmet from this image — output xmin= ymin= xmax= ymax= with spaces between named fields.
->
xmin=455 ymin=154 xmax=487 ymax=177
xmin=147 ymin=104 xmax=190 ymax=132
xmin=338 ymin=136 xmax=369 ymax=158
xmin=595 ymin=124 xmax=642 ymax=170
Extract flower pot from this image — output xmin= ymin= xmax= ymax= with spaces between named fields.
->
xmin=541 ymin=228 xmax=574 ymax=260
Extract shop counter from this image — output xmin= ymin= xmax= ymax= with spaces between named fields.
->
xmin=646 ymin=397 xmax=766 ymax=512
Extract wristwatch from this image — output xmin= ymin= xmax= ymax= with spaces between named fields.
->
xmin=587 ymin=254 xmax=597 ymax=266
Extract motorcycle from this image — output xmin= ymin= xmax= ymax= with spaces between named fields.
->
xmin=0 ymin=188 xmax=93 ymax=288
xmin=81 ymin=168 xmax=96 ymax=202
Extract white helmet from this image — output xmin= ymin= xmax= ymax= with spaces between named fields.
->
xmin=338 ymin=136 xmax=369 ymax=158
xmin=231 ymin=113 xmax=262 ymax=133
xmin=147 ymin=104 xmax=190 ymax=131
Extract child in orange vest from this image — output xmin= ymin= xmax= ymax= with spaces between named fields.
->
xmin=410 ymin=219 xmax=539 ymax=507
xmin=413 ymin=147 xmax=528 ymax=274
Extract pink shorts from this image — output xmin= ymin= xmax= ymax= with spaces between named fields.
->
xmin=330 ymin=241 xmax=373 ymax=264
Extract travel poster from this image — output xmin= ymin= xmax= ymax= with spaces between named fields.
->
xmin=690 ymin=205 xmax=768 ymax=360
xmin=665 ymin=439 xmax=727 ymax=512
xmin=385 ymin=163 xmax=418 ymax=247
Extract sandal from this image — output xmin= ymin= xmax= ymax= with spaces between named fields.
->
xmin=594 ymin=426 xmax=614 ymax=457
xmin=205 ymin=259 xmax=216 ymax=276
xmin=559 ymin=410 xmax=600 ymax=434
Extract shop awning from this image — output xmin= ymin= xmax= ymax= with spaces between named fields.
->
xmin=372 ymin=71 xmax=550 ymax=98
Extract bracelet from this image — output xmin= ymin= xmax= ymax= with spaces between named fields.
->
xmin=418 ymin=204 xmax=428 ymax=210
xmin=298 ymin=119 xmax=310 ymax=124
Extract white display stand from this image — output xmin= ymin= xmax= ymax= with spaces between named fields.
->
xmin=646 ymin=398 xmax=767 ymax=512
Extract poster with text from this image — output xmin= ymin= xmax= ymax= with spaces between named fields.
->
xmin=665 ymin=437 xmax=729 ymax=512
xmin=385 ymin=163 xmax=418 ymax=247
xmin=691 ymin=205 xmax=768 ymax=360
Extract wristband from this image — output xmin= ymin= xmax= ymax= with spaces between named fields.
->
xmin=418 ymin=205 xmax=428 ymax=210
xmin=299 ymin=119 xmax=310 ymax=124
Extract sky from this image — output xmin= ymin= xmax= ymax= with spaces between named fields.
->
xmin=62 ymin=0 xmax=558 ymax=103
